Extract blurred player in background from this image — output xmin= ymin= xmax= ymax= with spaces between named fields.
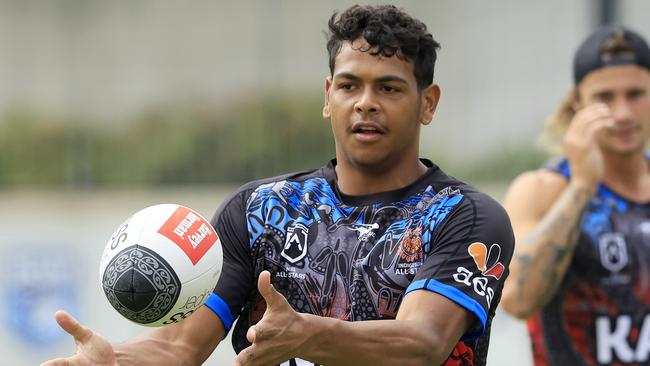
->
xmin=42 ymin=4 xmax=513 ymax=366
xmin=501 ymin=25 xmax=650 ymax=365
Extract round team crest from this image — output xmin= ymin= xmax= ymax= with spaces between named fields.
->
xmin=102 ymin=246 xmax=181 ymax=324
xmin=399 ymin=227 xmax=423 ymax=261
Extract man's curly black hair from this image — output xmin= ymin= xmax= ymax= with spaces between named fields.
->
xmin=326 ymin=4 xmax=441 ymax=91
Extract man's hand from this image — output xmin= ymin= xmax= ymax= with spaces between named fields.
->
xmin=41 ymin=311 xmax=117 ymax=366
xmin=233 ymin=271 xmax=309 ymax=366
xmin=564 ymin=103 xmax=614 ymax=192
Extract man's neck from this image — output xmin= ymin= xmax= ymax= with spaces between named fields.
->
xmin=335 ymin=158 xmax=429 ymax=196
xmin=601 ymin=149 xmax=650 ymax=202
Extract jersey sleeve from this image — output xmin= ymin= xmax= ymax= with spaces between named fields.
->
xmin=406 ymin=193 xmax=514 ymax=340
xmin=203 ymin=188 xmax=255 ymax=333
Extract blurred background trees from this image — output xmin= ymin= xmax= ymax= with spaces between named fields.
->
xmin=0 ymin=92 xmax=549 ymax=188
xmin=0 ymin=94 xmax=334 ymax=187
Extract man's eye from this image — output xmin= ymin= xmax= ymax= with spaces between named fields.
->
xmin=594 ymin=95 xmax=611 ymax=103
xmin=629 ymin=90 xmax=647 ymax=100
xmin=339 ymin=84 xmax=354 ymax=90
xmin=382 ymin=86 xmax=398 ymax=93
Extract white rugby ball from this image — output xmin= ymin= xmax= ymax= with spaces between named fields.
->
xmin=99 ymin=204 xmax=222 ymax=327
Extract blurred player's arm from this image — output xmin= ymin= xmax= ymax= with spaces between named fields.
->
xmin=500 ymin=103 xmax=610 ymax=319
xmin=41 ymin=306 xmax=226 ymax=366
xmin=499 ymin=171 xmax=590 ymax=319
xmin=234 ymin=271 xmax=472 ymax=366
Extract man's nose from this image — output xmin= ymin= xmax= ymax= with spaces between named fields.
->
xmin=354 ymin=89 xmax=379 ymax=114
xmin=611 ymin=99 xmax=634 ymax=123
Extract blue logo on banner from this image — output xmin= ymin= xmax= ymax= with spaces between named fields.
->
xmin=1 ymin=247 xmax=80 ymax=347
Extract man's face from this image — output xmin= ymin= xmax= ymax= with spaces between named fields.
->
xmin=323 ymin=40 xmax=439 ymax=171
xmin=577 ymin=64 xmax=650 ymax=155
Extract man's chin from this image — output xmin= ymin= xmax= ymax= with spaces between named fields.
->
xmin=349 ymin=154 xmax=390 ymax=170
xmin=602 ymin=142 xmax=645 ymax=156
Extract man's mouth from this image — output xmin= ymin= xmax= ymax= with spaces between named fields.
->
xmin=351 ymin=122 xmax=385 ymax=143
xmin=354 ymin=126 xmax=382 ymax=134
xmin=351 ymin=122 xmax=386 ymax=134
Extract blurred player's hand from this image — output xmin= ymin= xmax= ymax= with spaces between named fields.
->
xmin=234 ymin=271 xmax=307 ymax=366
xmin=40 ymin=311 xmax=117 ymax=366
xmin=564 ymin=103 xmax=613 ymax=192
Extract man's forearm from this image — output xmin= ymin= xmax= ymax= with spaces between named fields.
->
xmin=507 ymin=181 xmax=592 ymax=317
xmin=113 ymin=312 xmax=224 ymax=366
xmin=114 ymin=337 xmax=197 ymax=366
xmin=299 ymin=316 xmax=450 ymax=366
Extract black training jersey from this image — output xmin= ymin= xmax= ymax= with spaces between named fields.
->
xmin=528 ymin=158 xmax=650 ymax=366
xmin=204 ymin=159 xmax=514 ymax=366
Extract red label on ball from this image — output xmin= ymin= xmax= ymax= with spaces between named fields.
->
xmin=158 ymin=206 xmax=218 ymax=265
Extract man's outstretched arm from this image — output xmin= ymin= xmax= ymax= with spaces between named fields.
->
xmin=234 ymin=271 xmax=472 ymax=366
xmin=41 ymin=305 xmax=226 ymax=366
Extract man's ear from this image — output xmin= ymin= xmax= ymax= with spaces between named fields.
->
xmin=323 ymin=77 xmax=332 ymax=119
xmin=420 ymin=83 xmax=441 ymax=125
xmin=571 ymin=86 xmax=582 ymax=112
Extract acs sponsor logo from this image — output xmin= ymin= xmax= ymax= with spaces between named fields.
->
xmin=467 ymin=242 xmax=505 ymax=280
xmin=452 ymin=242 xmax=505 ymax=307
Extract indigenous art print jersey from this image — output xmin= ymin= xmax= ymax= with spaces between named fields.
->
xmin=528 ymin=158 xmax=650 ymax=366
xmin=204 ymin=159 xmax=514 ymax=366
